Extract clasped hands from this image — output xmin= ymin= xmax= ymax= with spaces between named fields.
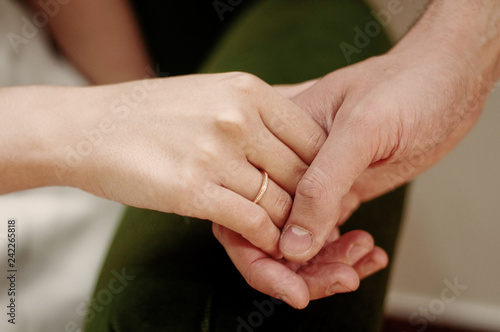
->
xmin=212 ymin=51 xmax=485 ymax=308
xmin=76 ymin=50 xmax=485 ymax=309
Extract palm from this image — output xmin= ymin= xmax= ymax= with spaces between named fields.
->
xmin=213 ymin=224 xmax=387 ymax=309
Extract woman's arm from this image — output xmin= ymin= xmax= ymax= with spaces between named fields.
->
xmin=0 ymin=73 xmax=326 ymax=257
xmin=2 ymin=0 xmax=152 ymax=195
xmin=27 ymin=0 xmax=151 ymax=84
xmin=0 ymin=85 xmax=78 ymax=193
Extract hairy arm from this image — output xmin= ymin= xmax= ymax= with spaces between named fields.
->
xmin=393 ymin=0 xmax=500 ymax=89
xmin=278 ymin=0 xmax=500 ymax=261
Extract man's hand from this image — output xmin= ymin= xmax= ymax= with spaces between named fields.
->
xmin=213 ymin=224 xmax=388 ymax=309
xmin=278 ymin=0 xmax=500 ymax=262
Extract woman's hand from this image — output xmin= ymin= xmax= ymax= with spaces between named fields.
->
xmin=53 ymin=72 xmax=326 ymax=256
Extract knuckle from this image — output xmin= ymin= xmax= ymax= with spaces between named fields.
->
xmin=213 ymin=109 xmax=248 ymax=136
xmin=229 ymin=72 xmax=264 ymax=93
xmin=295 ymin=171 xmax=329 ymax=202
xmin=244 ymin=208 xmax=268 ymax=235
xmin=194 ymin=139 xmax=224 ymax=169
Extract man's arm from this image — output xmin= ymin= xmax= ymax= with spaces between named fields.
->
xmin=279 ymin=0 xmax=500 ymax=260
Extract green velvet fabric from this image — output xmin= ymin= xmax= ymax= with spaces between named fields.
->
xmin=84 ymin=1 xmax=407 ymax=331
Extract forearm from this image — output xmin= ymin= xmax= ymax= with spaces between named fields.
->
xmin=0 ymin=86 xmax=93 ymax=193
xmin=3 ymin=0 xmax=152 ymax=192
xmin=391 ymin=0 xmax=500 ymax=82
xmin=28 ymin=0 xmax=151 ymax=85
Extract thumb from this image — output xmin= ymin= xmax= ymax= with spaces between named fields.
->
xmin=279 ymin=113 xmax=374 ymax=262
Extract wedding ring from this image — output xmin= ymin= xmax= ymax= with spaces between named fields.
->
xmin=252 ymin=170 xmax=269 ymax=204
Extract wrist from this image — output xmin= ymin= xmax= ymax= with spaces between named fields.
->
xmin=390 ymin=0 xmax=500 ymax=82
xmin=0 ymin=86 xmax=95 ymax=193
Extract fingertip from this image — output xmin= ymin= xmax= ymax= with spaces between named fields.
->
xmin=326 ymin=280 xmax=357 ymax=295
xmin=344 ymin=229 xmax=375 ymax=249
xmin=280 ymin=170 xmax=341 ymax=262
xmin=371 ymin=246 xmax=389 ymax=269
xmin=277 ymin=291 xmax=310 ymax=310
xmin=280 ymin=223 xmax=340 ymax=263
xmin=243 ymin=227 xmax=281 ymax=259
xmin=355 ymin=246 xmax=389 ymax=280
xmin=266 ymin=240 xmax=284 ymax=260
xmin=279 ymin=224 xmax=314 ymax=260
xmin=294 ymin=297 xmax=310 ymax=310
xmin=326 ymin=266 xmax=360 ymax=296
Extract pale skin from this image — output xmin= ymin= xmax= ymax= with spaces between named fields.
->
xmin=1 ymin=74 xmax=323 ymax=258
xmin=1 ymin=0 xmax=384 ymax=309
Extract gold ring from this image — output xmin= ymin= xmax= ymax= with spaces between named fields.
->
xmin=252 ymin=170 xmax=269 ymax=204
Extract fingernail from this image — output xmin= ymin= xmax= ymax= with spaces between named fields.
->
xmin=280 ymin=225 xmax=313 ymax=256
xmin=347 ymin=245 xmax=370 ymax=264
xmin=327 ymin=282 xmax=352 ymax=296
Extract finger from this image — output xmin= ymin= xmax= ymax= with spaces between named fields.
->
xmin=280 ymin=119 xmax=374 ymax=262
xmin=307 ymin=230 xmax=374 ymax=266
xmin=301 ymin=263 xmax=360 ymax=301
xmin=324 ymin=227 xmax=341 ymax=245
xmin=258 ymin=92 xmax=327 ymax=165
xmin=246 ymin=132 xmax=308 ymax=195
xmin=201 ymin=184 xmax=282 ymax=258
xmin=294 ymin=230 xmax=375 ymax=300
xmin=213 ymin=224 xmax=310 ymax=309
xmin=353 ymin=246 xmax=389 ymax=280
xmin=218 ymin=163 xmax=292 ymax=229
